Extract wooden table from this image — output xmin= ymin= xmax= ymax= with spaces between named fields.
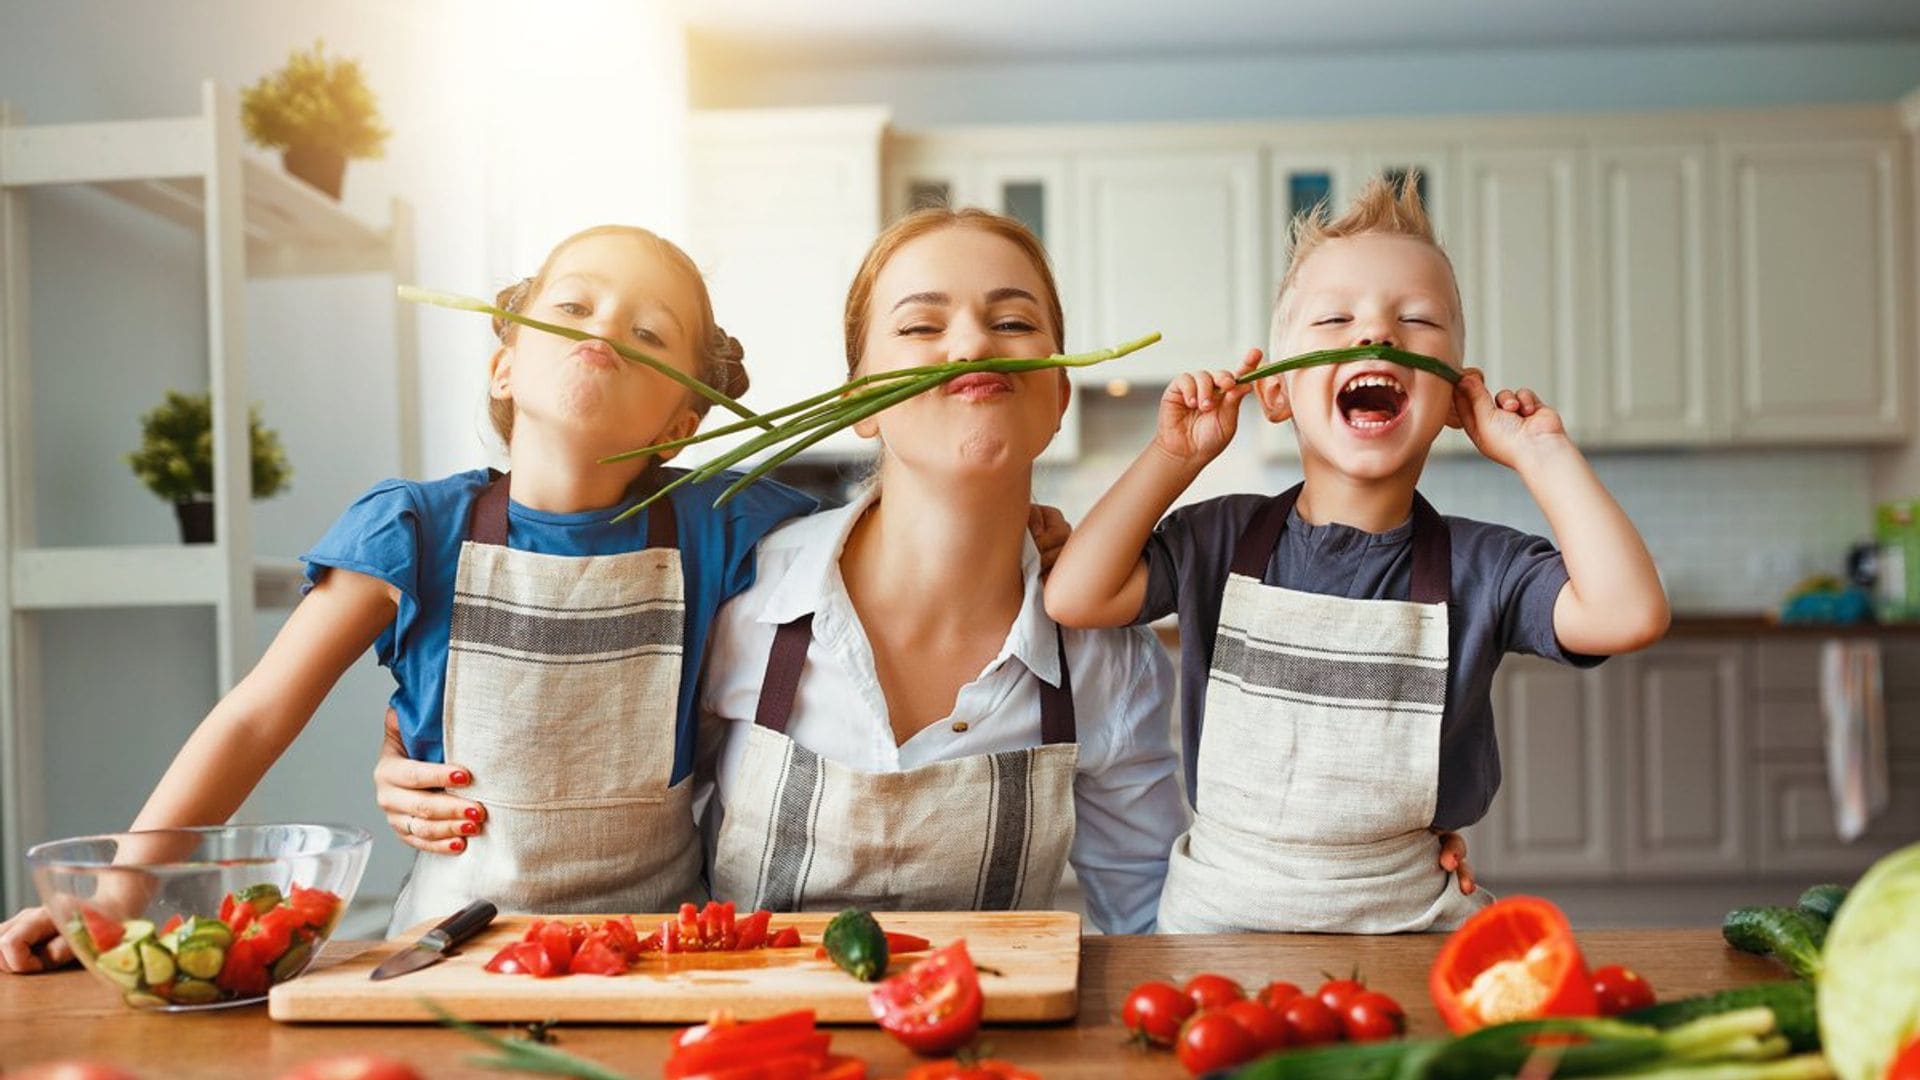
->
xmin=0 ymin=930 xmax=1787 ymax=1079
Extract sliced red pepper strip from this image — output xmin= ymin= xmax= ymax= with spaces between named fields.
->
xmin=1429 ymin=895 xmax=1598 ymax=1033
xmin=884 ymin=932 xmax=932 ymax=954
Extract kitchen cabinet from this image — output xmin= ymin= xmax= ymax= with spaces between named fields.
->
xmin=1479 ymin=656 xmax=1616 ymax=881
xmin=1754 ymin=759 xmax=1920 ymax=875
xmin=1616 ymin=643 xmax=1749 ymax=876
xmin=1719 ymin=136 xmax=1909 ymax=443
xmin=1587 ymin=142 xmax=1720 ymax=444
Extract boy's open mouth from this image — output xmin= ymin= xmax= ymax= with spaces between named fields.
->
xmin=1337 ymin=370 xmax=1410 ymax=433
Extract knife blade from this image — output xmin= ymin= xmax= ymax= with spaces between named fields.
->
xmin=369 ymin=898 xmax=497 ymax=981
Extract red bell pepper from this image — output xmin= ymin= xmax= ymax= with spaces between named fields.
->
xmin=1429 ymin=895 xmax=1598 ymax=1033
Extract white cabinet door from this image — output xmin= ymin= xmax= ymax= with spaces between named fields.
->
xmin=1720 ymin=137 xmax=1909 ymax=442
xmin=976 ymin=156 xmax=1080 ymax=462
xmin=1618 ymin=643 xmax=1750 ymax=877
xmin=1450 ymin=146 xmax=1584 ymax=456
xmin=687 ymin=108 xmax=888 ymax=463
xmin=1072 ymin=151 xmax=1265 ymax=386
xmin=1259 ymin=151 xmax=1354 ymax=461
xmin=1479 ymin=656 xmax=1615 ymax=881
xmin=1588 ymin=142 xmax=1721 ymax=445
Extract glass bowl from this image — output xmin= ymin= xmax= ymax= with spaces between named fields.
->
xmin=28 ymin=823 xmax=371 ymax=1011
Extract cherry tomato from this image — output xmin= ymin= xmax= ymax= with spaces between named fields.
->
xmin=1340 ymin=990 xmax=1407 ymax=1042
xmin=273 ymin=1057 xmax=423 ymax=1080
xmin=1888 ymin=1036 xmax=1920 ymax=1080
xmin=1279 ymin=994 xmax=1343 ymax=1046
xmin=1120 ymin=980 xmax=1195 ymax=1047
xmin=1591 ymin=964 xmax=1656 ymax=1016
xmin=1222 ymin=999 xmax=1290 ymax=1054
xmin=1176 ymin=1009 xmax=1258 ymax=1076
xmin=869 ymin=941 xmax=984 ymax=1057
xmin=1257 ymin=979 xmax=1305 ymax=1011
xmin=1316 ymin=975 xmax=1368 ymax=1013
xmin=1182 ymin=972 xmax=1246 ymax=1011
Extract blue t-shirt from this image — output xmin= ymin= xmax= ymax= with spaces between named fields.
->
xmin=301 ymin=467 xmax=815 ymax=784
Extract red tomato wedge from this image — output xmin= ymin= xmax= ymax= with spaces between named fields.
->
xmin=869 ymin=941 xmax=984 ymax=1057
xmin=79 ymin=906 xmax=123 ymax=953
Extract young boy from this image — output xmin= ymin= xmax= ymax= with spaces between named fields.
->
xmin=1044 ymin=175 xmax=1669 ymax=933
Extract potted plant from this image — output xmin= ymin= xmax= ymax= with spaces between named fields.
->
xmin=240 ymin=39 xmax=389 ymax=199
xmin=127 ymin=391 xmax=292 ymax=543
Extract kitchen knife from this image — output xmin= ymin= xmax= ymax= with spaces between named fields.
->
xmin=368 ymin=898 xmax=497 ymax=981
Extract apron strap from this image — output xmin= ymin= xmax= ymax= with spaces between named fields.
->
xmin=754 ymin=615 xmax=1079 ymax=745
xmin=1225 ymin=482 xmax=1450 ymax=604
xmin=466 ymin=468 xmax=677 ymax=550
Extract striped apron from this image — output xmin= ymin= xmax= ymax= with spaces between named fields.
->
xmin=1156 ymin=486 xmax=1490 ymax=934
xmin=710 ymin=614 xmax=1078 ymax=912
xmin=387 ymin=471 xmax=703 ymax=934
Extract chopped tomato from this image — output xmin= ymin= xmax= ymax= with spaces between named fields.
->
xmin=768 ymin=926 xmax=802 ymax=949
xmin=286 ymin=885 xmax=342 ymax=930
xmin=569 ymin=935 xmax=629 ymax=976
xmin=814 ymin=1056 xmax=868 ymax=1080
xmin=246 ymin=905 xmax=302 ymax=964
xmin=1429 ymin=895 xmax=1597 ymax=1033
xmin=534 ymin=921 xmax=574 ymax=975
xmin=885 ymin=932 xmax=932 ymax=954
xmin=79 ymin=906 xmax=123 ymax=953
xmin=1888 ymin=1035 xmax=1920 ymax=1080
xmin=158 ymin=913 xmax=184 ymax=936
xmin=869 ymin=941 xmax=984 ymax=1057
xmin=902 ymin=1061 xmax=1038 ymax=1080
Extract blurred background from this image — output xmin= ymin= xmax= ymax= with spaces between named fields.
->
xmin=2 ymin=0 xmax=1918 ymax=930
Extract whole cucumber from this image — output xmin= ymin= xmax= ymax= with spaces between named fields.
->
xmin=822 ymin=908 xmax=889 ymax=982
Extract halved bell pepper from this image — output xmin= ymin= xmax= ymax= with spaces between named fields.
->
xmin=1429 ymin=895 xmax=1598 ymax=1032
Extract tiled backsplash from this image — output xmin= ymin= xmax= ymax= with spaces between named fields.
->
xmin=1037 ymin=395 xmax=1877 ymax=613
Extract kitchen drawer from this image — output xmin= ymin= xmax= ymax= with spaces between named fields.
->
xmin=1754 ymin=639 xmax=1920 ymax=694
xmin=1753 ymin=692 xmax=1920 ymax=758
xmin=1753 ymin=759 xmax=1920 ymax=876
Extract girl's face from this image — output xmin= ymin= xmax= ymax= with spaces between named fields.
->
xmin=490 ymin=232 xmax=705 ymax=458
xmin=1260 ymin=233 xmax=1463 ymax=480
xmin=854 ymin=226 xmax=1070 ymax=477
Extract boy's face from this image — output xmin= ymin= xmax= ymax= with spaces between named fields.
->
xmin=1258 ymin=233 xmax=1464 ymax=481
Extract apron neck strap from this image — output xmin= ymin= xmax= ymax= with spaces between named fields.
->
xmin=753 ymin=615 xmax=1079 ymax=745
xmin=1226 ymin=483 xmax=1450 ymax=604
xmin=466 ymin=468 xmax=677 ymax=550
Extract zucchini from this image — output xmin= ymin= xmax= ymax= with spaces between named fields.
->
xmin=821 ymin=908 xmax=889 ymax=982
xmin=183 ymin=916 xmax=233 ymax=948
xmin=1722 ymin=906 xmax=1826 ymax=981
xmin=270 ymin=937 xmax=314 ymax=983
xmin=1794 ymin=884 xmax=1848 ymax=924
xmin=1623 ymin=980 xmax=1820 ymax=1053
xmin=1228 ymin=1036 xmax=1439 ymax=1079
xmin=123 ymin=990 xmax=170 ymax=1009
xmin=176 ymin=938 xmax=226 ymax=981
xmin=237 ymin=883 xmax=283 ymax=914
xmin=138 ymin=940 xmax=176 ymax=986
xmin=169 ymin=977 xmax=220 ymax=1005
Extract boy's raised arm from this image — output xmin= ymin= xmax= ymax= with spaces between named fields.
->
xmin=1452 ymin=369 xmax=1670 ymax=656
xmin=1046 ymin=350 xmax=1261 ymax=628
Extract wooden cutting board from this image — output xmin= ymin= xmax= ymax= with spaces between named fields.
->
xmin=269 ymin=910 xmax=1080 ymax=1024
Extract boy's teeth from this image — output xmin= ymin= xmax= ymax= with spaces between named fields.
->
xmin=1343 ymin=373 xmax=1404 ymax=392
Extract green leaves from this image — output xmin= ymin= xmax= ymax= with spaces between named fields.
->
xmin=126 ymin=390 xmax=290 ymax=504
xmin=241 ymin=39 xmax=389 ymax=159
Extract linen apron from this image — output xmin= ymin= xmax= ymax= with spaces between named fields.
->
xmin=388 ymin=471 xmax=703 ymax=934
xmin=1157 ymin=486 xmax=1490 ymax=934
xmin=711 ymin=614 xmax=1079 ymax=912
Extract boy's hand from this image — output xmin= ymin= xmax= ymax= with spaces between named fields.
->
xmin=1152 ymin=349 xmax=1262 ymax=466
xmin=1453 ymin=367 xmax=1569 ymax=469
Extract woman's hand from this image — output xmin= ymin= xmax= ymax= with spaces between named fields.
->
xmin=0 ymin=906 xmax=68 ymax=973
xmin=1151 ymin=350 xmax=1262 ymax=466
xmin=374 ymin=707 xmax=486 ymax=854
xmin=1029 ymin=504 xmax=1072 ymax=572
xmin=1434 ymin=829 xmax=1478 ymax=895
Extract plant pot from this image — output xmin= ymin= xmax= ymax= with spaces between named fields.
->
xmin=175 ymin=499 xmax=215 ymax=544
xmin=282 ymin=145 xmax=346 ymax=200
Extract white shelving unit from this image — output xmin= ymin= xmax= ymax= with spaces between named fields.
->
xmin=0 ymin=81 xmax=417 ymax=909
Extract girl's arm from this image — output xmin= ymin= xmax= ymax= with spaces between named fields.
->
xmin=130 ymin=568 xmax=399 ymax=829
xmin=1045 ymin=352 xmax=1260 ymax=628
xmin=1453 ymin=371 xmax=1670 ymax=655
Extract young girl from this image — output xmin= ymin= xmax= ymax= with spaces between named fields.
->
xmin=0 ymin=225 xmax=813 ymax=967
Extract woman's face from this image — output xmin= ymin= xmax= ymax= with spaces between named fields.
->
xmin=854 ymin=226 xmax=1070 ymax=478
xmin=490 ymin=232 xmax=705 ymax=457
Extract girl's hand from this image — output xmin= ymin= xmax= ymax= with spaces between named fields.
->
xmin=374 ymin=707 xmax=486 ymax=855
xmin=0 ymin=906 xmax=69 ymax=973
xmin=1029 ymin=504 xmax=1072 ymax=573
xmin=1452 ymin=367 xmax=1568 ymax=470
xmin=1152 ymin=349 xmax=1262 ymax=465
xmin=1434 ymin=829 xmax=1478 ymax=895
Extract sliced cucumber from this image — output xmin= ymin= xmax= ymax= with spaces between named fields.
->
xmin=183 ymin=918 xmax=233 ymax=948
xmin=175 ymin=939 xmax=226 ymax=981
xmin=169 ymin=977 xmax=221 ymax=1005
xmin=270 ymin=938 xmax=314 ymax=983
xmin=138 ymin=940 xmax=177 ymax=986
xmin=237 ymin=883 xmax=283 ymax=914
xmin=65 ymin=919 xmax=98 ymax=963
xmin=123 ymin=990 xmax=170 ymax=1009
xmin=119 ymin=918 xmax=156 ymax=945
xmin=96 ymin=940 xmax=141 ymax=976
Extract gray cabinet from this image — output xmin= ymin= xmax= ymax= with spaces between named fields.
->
xmin=1617 ymin=643 xmax=1748 ymax=876
xmin=1480 ymin=656 xmax=1614 ymax=880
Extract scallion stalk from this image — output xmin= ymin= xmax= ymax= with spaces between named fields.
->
xmin=1236 ymin=343 xmax=1462 ymax=386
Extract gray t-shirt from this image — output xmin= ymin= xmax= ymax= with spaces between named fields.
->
xmin=1139 ymin=491 xmax=1601 ymax=831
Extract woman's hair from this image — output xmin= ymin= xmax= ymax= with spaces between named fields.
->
xmin=841 ymin=207 xmax=1065 ymax=378
xmin=487 ymin=224 xmax=748 ymax=444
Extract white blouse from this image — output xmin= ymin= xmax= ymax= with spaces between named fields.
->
xmin=698 ymin=490 xmax=1188 ymax=933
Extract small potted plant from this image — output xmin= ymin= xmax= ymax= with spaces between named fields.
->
xmin=128 ymin=391 xmax=292 ymax=543
xmin=240 ymin=39 xmax=389 ymax=199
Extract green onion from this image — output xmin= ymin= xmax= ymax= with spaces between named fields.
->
xmin=605 ymin=331 xmax=1162 ymax=520
xmin=426 ymin=1001 xmax=634 ymax=1080
xmin=1236 ymin=343 xmax=1461 ymax=386
xmin=396 ymin=286 xmax=771 ymax=430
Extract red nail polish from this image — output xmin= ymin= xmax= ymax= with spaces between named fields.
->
xmin=449 ymin=770 xmax=471 ymax=786
xmin=449 ymin=838 xmax=466 ymax=853
xmin=461 ymin=821 xmax=477 ymax=835
xmin=463 ymin=807 xmax=482 ymax=822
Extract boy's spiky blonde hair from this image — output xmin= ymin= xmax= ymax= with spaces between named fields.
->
xmin=1271 ymin=171 xmax=1464 ymax=348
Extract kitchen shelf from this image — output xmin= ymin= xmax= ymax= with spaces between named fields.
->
xmin=10 ymin=546 xmax=304 ymax=611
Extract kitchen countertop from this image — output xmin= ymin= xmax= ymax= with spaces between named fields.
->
xmin=0 ymin=930 xmax=1791 ymax=1078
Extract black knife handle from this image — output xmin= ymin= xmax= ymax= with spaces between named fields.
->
xmin=431 ymin=898 xmax=498 ymax=947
